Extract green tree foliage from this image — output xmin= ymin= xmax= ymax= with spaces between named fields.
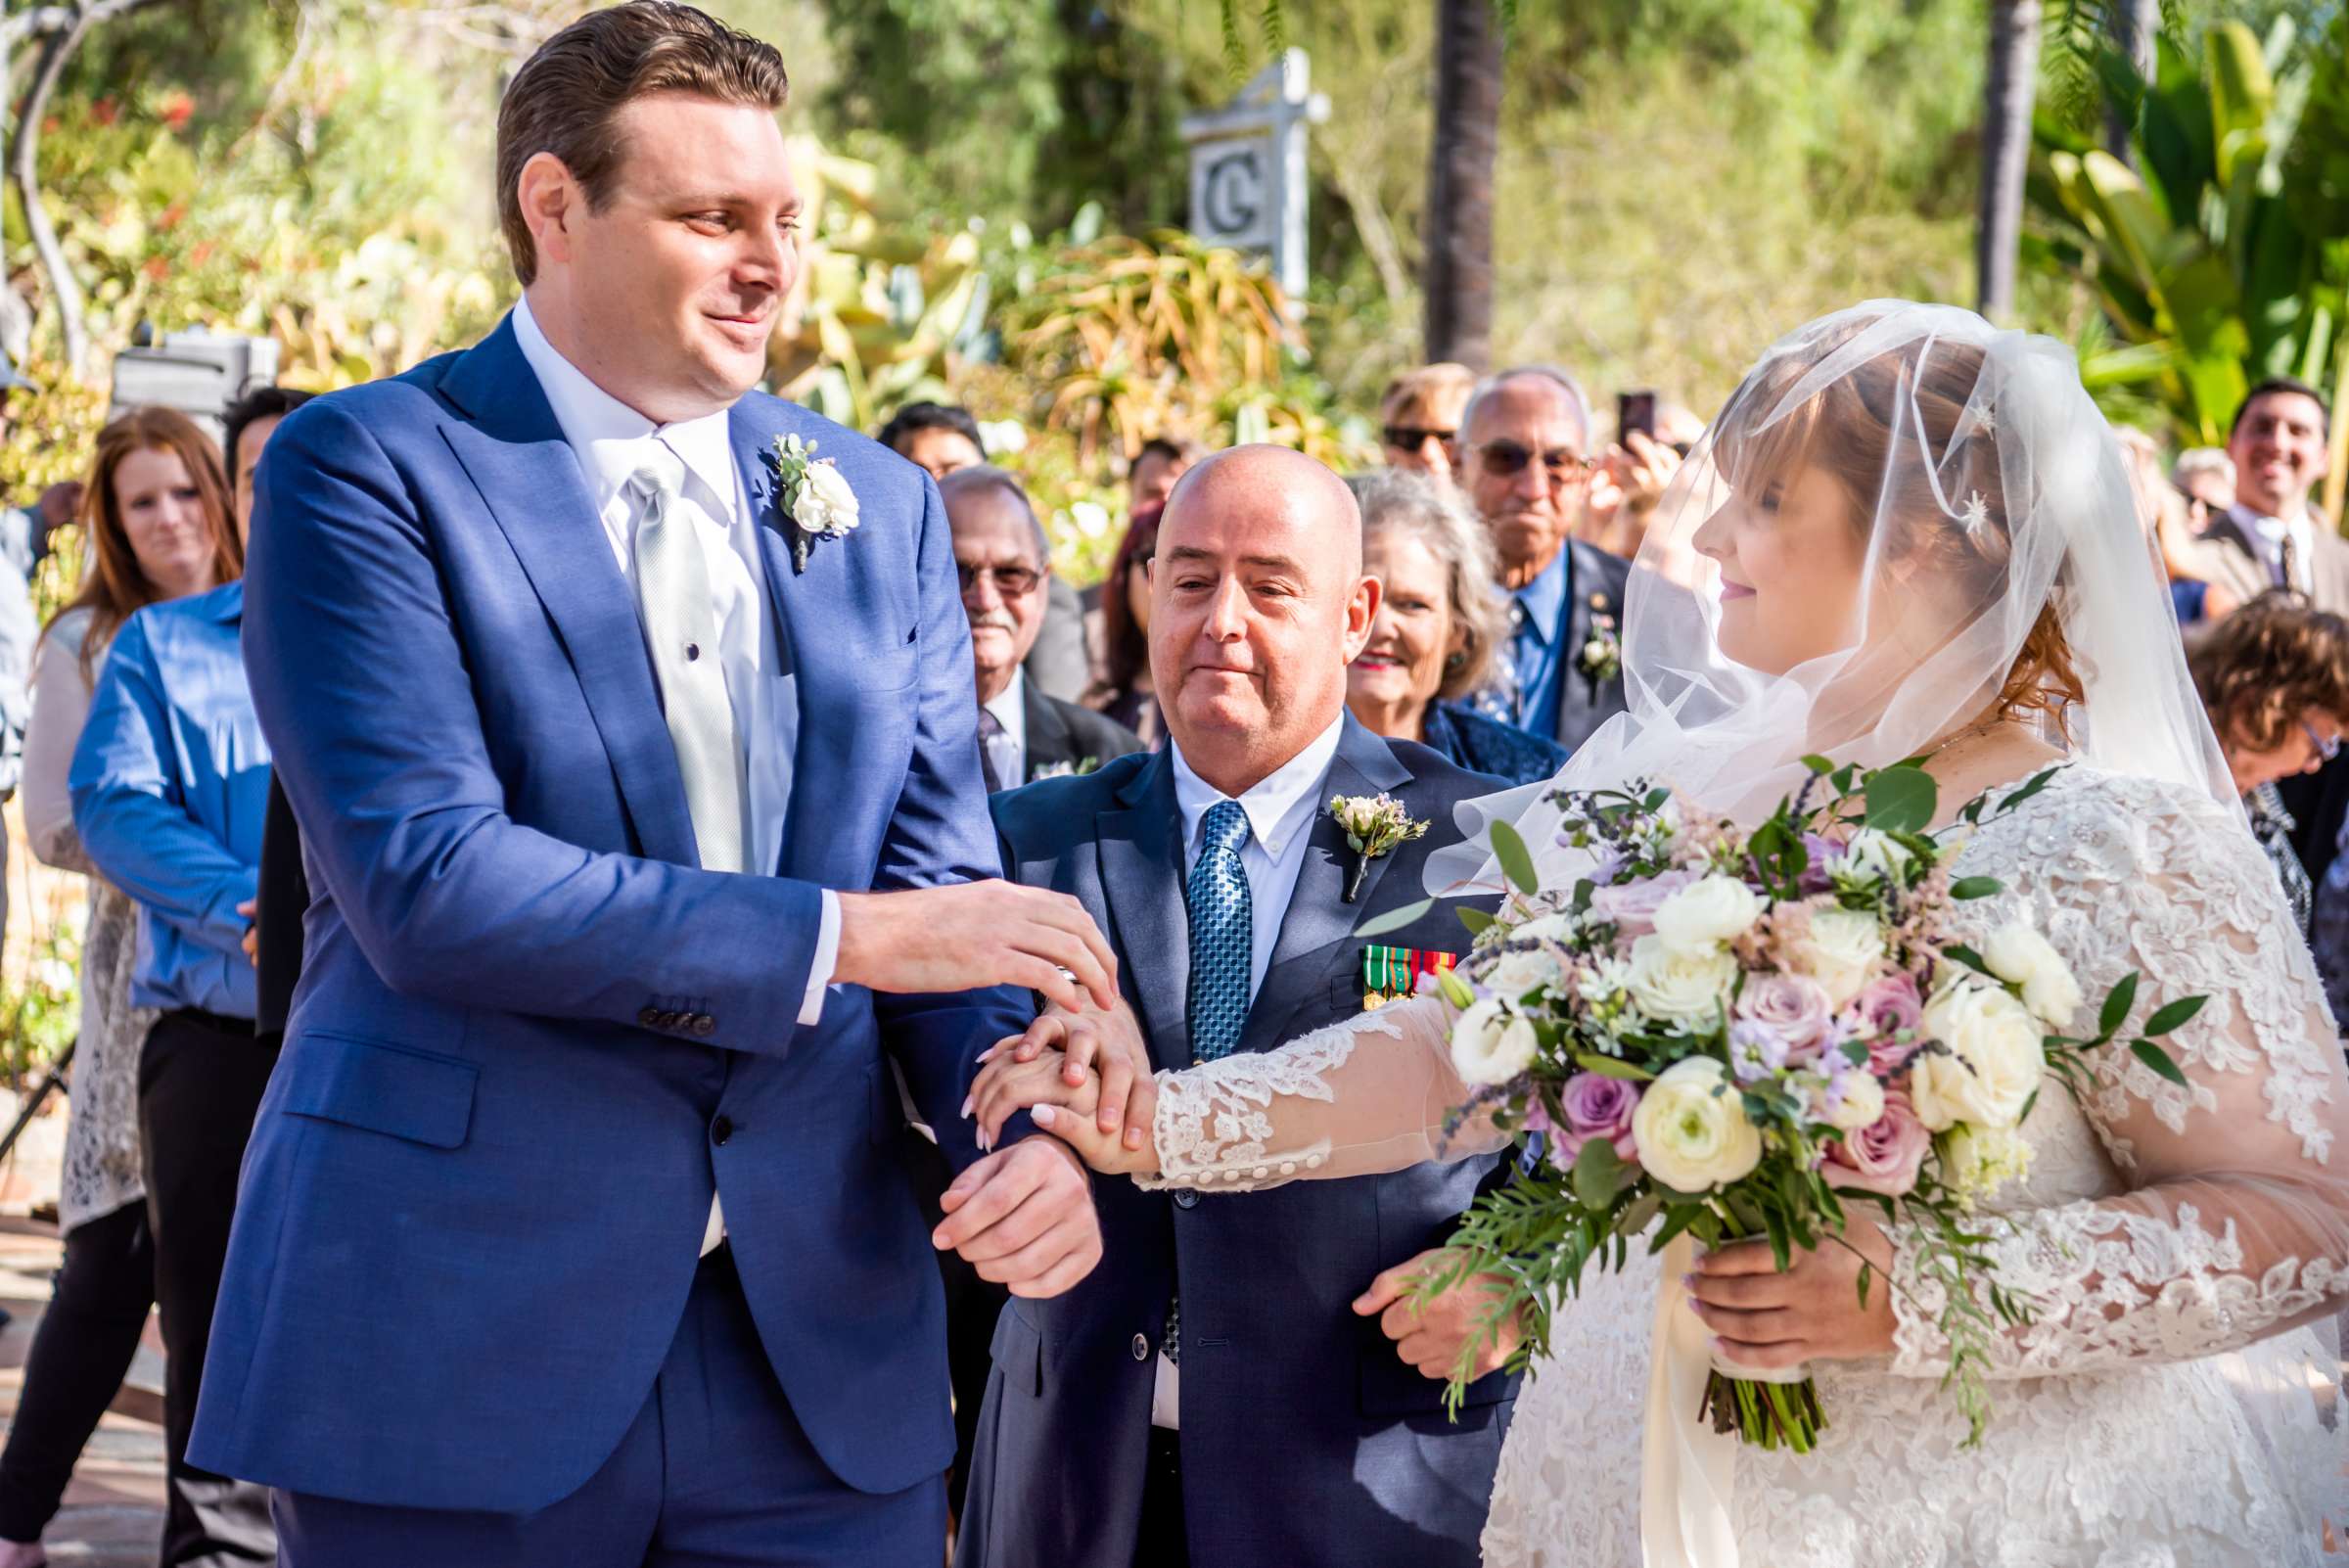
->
xmin=2027 ymin=12 xmax=2349 ymax=451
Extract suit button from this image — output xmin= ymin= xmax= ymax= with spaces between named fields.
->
xmin=1130 ymin=1333 xmax=1149 ymax=1361
xmin=1173 ymin=1189 xmax=1199 ymax=1211
xmin=712 ymin=1117 xmax=734 ymax=1147
xmin=691 ymin=1013 xmax=715 ymax=1037
xmin=638 ymin=1006 xmax=662 ymax=1028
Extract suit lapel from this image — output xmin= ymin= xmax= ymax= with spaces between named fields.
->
xmin=732 ymin=408 xmax=835 ymax=882
xmin=1022 ymin=682 xmax=1075 ymax=780
xmin=1239 ymin=717 xmax=1412 ymax=1056
xmin=1094 ymin=753 xmax=1192 ymax=1071
xmin=439 ymin=318 xmax=698 ymax=868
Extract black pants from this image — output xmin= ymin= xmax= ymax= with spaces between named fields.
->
xmin=0 ymin=1200 xmax=155 ymax=1544
xmin=139 ymin=1009 xmax=277 ymax=1567
xmin=1133 ymin=1427 xmax=1188 ymax=1568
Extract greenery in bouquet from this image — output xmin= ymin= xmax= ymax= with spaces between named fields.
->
xmin=1394 ymin=759 xmax=2203 ymax=1452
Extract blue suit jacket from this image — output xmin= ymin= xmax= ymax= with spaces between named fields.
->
xmin=957 ymin=716 xmax=1517 ymax=1568
xmin=190 ymin=315 xmax=1026 ymax=1511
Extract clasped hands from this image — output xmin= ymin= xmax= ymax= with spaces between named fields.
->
xmin=964 ymin=1005 xmax=1530 ymax=1382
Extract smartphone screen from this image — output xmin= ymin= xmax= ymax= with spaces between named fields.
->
xmin=1618 ymin=391 xmax=1657 ymax=443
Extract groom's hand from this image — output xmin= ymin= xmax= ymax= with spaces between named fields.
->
xmin=834 ymin=881 xmax=1118 ymax=1015
xmin=932 ymin=1135 xmax=1102 ymax=1298
xmin=1355 ymin=1248 xmax=1526 ymax=1381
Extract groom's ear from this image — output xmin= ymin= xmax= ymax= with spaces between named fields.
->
xmin=516 ymin=151 xmax=581 ymax=271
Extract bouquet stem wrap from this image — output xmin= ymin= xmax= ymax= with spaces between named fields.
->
xmin=1642 ymin=1232 xmax=1742 ymax=1568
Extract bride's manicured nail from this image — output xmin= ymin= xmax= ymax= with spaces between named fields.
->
xmin=1033 ymin=1105 xmax=1057 ymax=1128
xmin=959 ymin=1094 xmax=975 ymax=1120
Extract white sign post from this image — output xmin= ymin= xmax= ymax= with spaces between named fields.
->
xmin=1179 ymin=50 xmax=1330 ymax=300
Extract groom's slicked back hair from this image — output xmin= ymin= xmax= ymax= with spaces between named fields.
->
xmin=496 ymin=1 xmax=789 ymax=286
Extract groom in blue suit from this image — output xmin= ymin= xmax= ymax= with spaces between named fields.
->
xmin=192 ymin=8 xmax=1113 ymax=1564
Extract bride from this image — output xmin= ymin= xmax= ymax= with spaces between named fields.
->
xmin=970 ymin=302 xmax=2349 ymax=1566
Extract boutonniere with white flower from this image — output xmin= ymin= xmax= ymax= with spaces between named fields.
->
xmin=1328 ymin=792 xmax=1429 ymax=904
xmin=1029 ymin=757 xmax=1101 ymax=782
xmin=770 ymin=433 xmax=861 ymax=574
xmin=1579 ymin=591 xmax=1622 ymax=683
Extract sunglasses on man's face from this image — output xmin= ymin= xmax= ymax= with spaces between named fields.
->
xmin=1383 ymin=425 xmax=1456 ymax=451
xmin=1473 ymin=439 xmax=1591 ymax=484
xmin=957 ymin=563 xmax=1044 ymax=598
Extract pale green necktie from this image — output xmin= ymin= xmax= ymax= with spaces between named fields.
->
xmin=629 ymin=447 xmax=746 ymax=876
xmin=629 ymin=447 xmax=744 ymax=1257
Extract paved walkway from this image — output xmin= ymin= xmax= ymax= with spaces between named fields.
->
xmin=0 ymin=1217 xmax=165 ymax=1566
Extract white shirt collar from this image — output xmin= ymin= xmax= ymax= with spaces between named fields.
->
xmin=982 ymin=668 xmax=1027 ymax=752
xmin=2228 ymin=500 xmax=2312 ymax=547
xmin=1169 ymin=715 xmax=1346 ymax=863
xmin=511 ymin=294 xmax=741 ymax=517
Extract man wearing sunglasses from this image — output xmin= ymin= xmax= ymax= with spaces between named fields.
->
xmin=1457 ymin=368 xmax=1632 ymax=754
xmin=945 ymin=466 xmax=1143 ymax=793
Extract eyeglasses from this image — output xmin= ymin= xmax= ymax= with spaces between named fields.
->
xmin=1472 ymin=439 xmax=1591 ymax=484
xmin=957 ymin=563 xmax=1044 ymax=597
xmin=2303 ymin=719 xmax=2341 ymax=762
xmin=1383 ymin=425 xmax=1456 ymax=451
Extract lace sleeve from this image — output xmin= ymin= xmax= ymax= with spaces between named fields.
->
xmin=1140 ymin=991 xmax=1510 ymax=1193
xmin=1889 ymin=776 xmax=2349 ymax=1378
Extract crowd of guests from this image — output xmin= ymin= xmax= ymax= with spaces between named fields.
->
xmin=0 ymin=348 xmax=2329 ymax=1564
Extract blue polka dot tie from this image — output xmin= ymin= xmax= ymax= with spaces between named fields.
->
xmin=1185 ymin=800 xmax=1254 ymax=1062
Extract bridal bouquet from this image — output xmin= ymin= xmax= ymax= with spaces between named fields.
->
xmin=1378 ymin=758 xmax=2202 ymax=1452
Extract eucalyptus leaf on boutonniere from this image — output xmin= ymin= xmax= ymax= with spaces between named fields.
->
xmin=1328 ymin=793 xmax=1429 ymax=904
xmin=770 ymin=433 xmax=861 ymax=574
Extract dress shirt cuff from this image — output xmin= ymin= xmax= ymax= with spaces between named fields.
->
xmin=798 ymin=889 xmax=841 ymax=1027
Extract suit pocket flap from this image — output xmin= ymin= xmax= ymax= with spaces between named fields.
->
xmin=280 ymin=1032 xmax=480 ymax=1150
xmin=989 ymin=1304 xmax=1043 ymax=1398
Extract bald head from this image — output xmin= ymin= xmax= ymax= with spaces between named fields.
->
xmin=1457 ymin=368 xmax=1596 ymax=585
xmin=1162 ymin=444 xmax=1363 ymax=577
xmin=1151 ymin=444 xmax=1378 ymax=796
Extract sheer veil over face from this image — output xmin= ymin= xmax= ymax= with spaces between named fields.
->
xmin=1433 ymin=301 xmax=2235 ymax=892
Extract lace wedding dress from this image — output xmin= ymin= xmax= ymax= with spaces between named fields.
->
xmin=1138 ymin=766 xmax=2349 ymax=1567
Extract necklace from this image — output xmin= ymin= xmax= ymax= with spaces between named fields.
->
xmin=1919 ymin=710 xmax=2014 ymax=768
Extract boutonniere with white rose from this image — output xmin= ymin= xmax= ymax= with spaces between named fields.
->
xmin=1029 ymin=757 xmax=1101 ymax=782
xmin=769 ymin=433 xmax=861 ymax=574
xmin=1328 ymin=793 xmax=1429 ymax=904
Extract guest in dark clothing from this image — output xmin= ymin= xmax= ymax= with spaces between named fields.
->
xmin=2188 ymin=592 xmax=2349 ymax=947
xmin=879 ymin=400 xmax=1089 ymax=702
xmin=1084 ymin=501 xmax=1166 ymax=748
xmin=1345 ymin=469 xmax=1568 ymax=788
xmin=221 ymin=391 xmax=313 ymax=1045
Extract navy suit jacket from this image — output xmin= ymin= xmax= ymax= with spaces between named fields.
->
xmin=958 ymin=716 xmax=1516 ymax=1568
xmin=191 ymin=315 xmax=1026 ymax=1511
xmin=1550 ymin=538 xmax=1633 ymax=754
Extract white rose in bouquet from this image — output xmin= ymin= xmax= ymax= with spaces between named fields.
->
xmin=1624 ymin=935 xmax=1738 ymax=1028
xmin=1487 ymin=946 xmax=1564 ymax=1000
xmin=1979 ymin=920 xmax=2084 ymax=1026
xmin=1912 ymin=981 xmax=2046 ymax=1131
xmin=1651 ymin=874 xmax=1764 ymax=955
xmin=1785 ymin=907 xmax=1887 ymax=1008
xmin=1451 ymin=998 xmax=1541 ymax=1086
xmin=1821 ymin=1067 xmax=1886 ymax=1131
xmin=1633 ymin=1056 xmax=1763 ymax=1192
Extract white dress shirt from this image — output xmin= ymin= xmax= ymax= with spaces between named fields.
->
xmin=981 ymin=669 xmax=1028 ymax=789
xmin=512 ymin=296 xmax=836 ymax=1025
xmin=2228 ymin=502 xmax=2315 ymax=590
xmin=1151 ymin=715 xmax=1347 ymax=1428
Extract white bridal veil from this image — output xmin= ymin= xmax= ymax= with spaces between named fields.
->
xmin=1429 ymin=300 xmax=2236 ymax=894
